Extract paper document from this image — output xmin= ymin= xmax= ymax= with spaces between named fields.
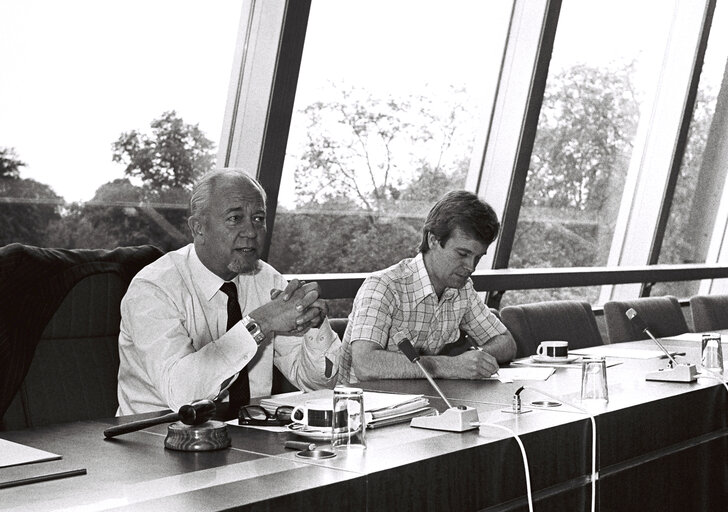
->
xmin=260 ymin=389 xmax=425 ymax=414
xmin=0 ymin=439 xmax=61 ymax=468
xmin=486 ymin=367 xmax=555 ymax=381
xmin=663 ymin=333 xmax=728 ymax=344
xmin=259 ymin=389 xmax=432 ymax=429
xmin=570 ymin=347 xmax=681 ymax=359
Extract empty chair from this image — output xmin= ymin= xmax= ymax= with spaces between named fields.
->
xmin=602 ymin=295 xmax=689 ymax=344
xmin=690 ymin=294 xmax=728 ymax=332
xmin=500 ymin=300 xmax=604 ymax=359
xmin=0 ymin=243 xmax=163 ymax=430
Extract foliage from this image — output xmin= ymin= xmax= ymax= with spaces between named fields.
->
xmin=525 ymin=63 xmax=639 ymax=212
xmin=0 ymin=147 xmax=25 ymax=179
xmin=47 ymin=179 xmax=189 ymax=251
xmin=291 ymin=85 xmax=471 ymax=216
xmin=111 ymin=110 xmax=216 ymax=192
xmin=0 ymin=147 xmax=62 ymax=247
xmin=510 ymin=62 xmax=640 ymax=273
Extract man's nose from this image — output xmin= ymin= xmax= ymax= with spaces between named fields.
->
xmin=237 ymin=219 xmax=257 ymax=238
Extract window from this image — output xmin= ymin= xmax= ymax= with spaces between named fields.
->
xmin=0 ymin=1 xmax=243 ymax=250
xmin=267 ymin=0 xmax=513 ymax=277
xmin=507 ymin=0 xmax=679 ymax=304
xmin=654 ymin=0 xmax=728 ymax=299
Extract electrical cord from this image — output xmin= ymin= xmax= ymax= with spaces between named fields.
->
xmin=696 ymin=367 xmax=728 ymax=393
xmin=470 ymin=421 xmax=534 ymax=512
xmin=520 ymin=386 xmax=597 ymax=512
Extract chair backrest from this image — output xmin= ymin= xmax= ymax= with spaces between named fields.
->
xmin=603 ymin=295 xmax=689 ymax=344
xmin=3 ymin=273 xmax=127 ymax=430
xmin=500 ymin=300 xmax=603 ymax=359
xmin=0 ymin=244 xmax=163 ymax=430
xmin=689 ymin=294 xmax=728 ymax=332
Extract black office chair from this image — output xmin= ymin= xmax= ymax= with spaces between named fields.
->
xmin=689 ymin=294 xmax=728 ymax=332
xmin=500 ymin=300 xmax=604 ymax=358
xmin=0 ymin=243 xmax=163 ymax=430
xmin=602 ymin=295 xmax=689 ymax=344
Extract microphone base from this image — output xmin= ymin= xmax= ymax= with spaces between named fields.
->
xmin=410 ymin=406 xmax=479 ymax=432
xmin=645 ymin=363 xmax=698 ymax=383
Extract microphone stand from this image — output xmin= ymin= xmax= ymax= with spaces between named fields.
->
xmin=396 ymin=336 xmax=479 ymax=432
xmin=625 ymin=309 xmax=697 ymax=383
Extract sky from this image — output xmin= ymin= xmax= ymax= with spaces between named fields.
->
xmin=0 ymin=0 xmax=242 ymax=202
xmin=1 ymin=0 xmax=725 ymax=205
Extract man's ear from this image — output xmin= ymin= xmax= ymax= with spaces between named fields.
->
xmin=427 ymin=232 xmax=440 ymax=251
xmin=188 ymin=216 xmax=204 ymax=241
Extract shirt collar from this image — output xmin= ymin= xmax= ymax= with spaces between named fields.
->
xmin=189 ymin=245 xmax=231 ymax=302
xmin=411 ymin=253 xmax=437 ymax=304
xmin=412 ymin=252 xmax=459 ymax=303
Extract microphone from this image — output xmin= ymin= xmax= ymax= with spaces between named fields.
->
xmin=396 ymin=335 xmax=453 ymax=409
xmin=395 ymin=333 xmax=478 ymax=432
xmin=104 ymin=399 xmax=216 ymax=438
xmin=625 ymin=308 xmax=697 ymax=383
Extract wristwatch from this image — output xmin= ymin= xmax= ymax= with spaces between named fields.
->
xmin=242 ymin=315 xmax=266 ymax=345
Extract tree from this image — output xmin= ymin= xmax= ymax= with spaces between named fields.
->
xmin=510 ymin=62 xmax=640 ymax=277
xmin=292 ymin=86 xmax=471 ymax=216
xmin=0 ymin=147 xmax=25 ymax=179
xmin=112 ymin=110 xmax=216 ymax=192
xmin=0 ymin=147 xmax=62 ymax=246
xmin=269 ymin=86 xmax=470 ymax=276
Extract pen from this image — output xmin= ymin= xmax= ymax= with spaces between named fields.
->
xmin=0 ymin=468 xmax=87 ymax=489
xmin=467 ymin=337 xmax=511 ymax=381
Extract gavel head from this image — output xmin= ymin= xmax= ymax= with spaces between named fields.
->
xmin=178 ymin=399 xmax=216 ymax=425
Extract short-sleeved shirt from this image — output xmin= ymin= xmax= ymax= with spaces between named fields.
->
xmin=338 ymin=253 xmax=508 ymax=383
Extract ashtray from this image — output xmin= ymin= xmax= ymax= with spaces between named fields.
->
xmin=294 ymin=449 xmax=337 ymax=460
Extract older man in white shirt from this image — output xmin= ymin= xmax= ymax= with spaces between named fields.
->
xmin=117 ymin=169 xmax=340 ymax=418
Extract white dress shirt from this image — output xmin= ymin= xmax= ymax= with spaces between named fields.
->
xmin=117 ymin=244 xmax=340 ymax=415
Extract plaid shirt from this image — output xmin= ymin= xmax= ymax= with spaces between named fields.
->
xmin=338 ymin=253 xmax=508 ymax=383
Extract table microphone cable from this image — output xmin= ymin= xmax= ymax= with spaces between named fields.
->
xmin=519 ymin=386 xmax=597 ymax=512
xmin=469 ymin=419 xmax=534 ymax=512
xmin=696 ymin=367 xmax=728 ymax=393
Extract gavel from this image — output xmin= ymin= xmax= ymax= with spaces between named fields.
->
xmin=104 ymin=400 xmax=216 ymax=438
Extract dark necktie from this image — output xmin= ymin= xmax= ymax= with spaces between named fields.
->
xmin=220 ymin=282 xmax=250 ymax=417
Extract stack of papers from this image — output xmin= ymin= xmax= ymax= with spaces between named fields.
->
xmin=260 ymin=389 xmax=435 ymax=428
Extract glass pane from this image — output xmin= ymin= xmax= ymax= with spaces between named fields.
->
xmin=509 ymin=1 xmax=675 ymax=289
xmin=500 ymin=286 xmax=604 ymax=309
xmin=655 ymin=1 xmax=728 ymax=299
xmin=0 ymin=1 xmax=242 ymax=250
xmin=269 ymin=0 xmax=513 ymax=274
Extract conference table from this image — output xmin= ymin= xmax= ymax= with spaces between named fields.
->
xmin=1 ymin=337 xmax=727 ymax=512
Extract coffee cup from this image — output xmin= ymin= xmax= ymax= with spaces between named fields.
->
xmin=536 ymin=341 xmax=569 ymax=359
xmin=291 ymin=398 xmax=338 ymax=430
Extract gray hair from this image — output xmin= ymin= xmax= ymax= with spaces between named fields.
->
xmin=189 ymin=169 xmax=267 ymax=218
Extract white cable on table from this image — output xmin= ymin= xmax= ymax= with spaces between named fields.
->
xmin=521 ymin=387 xmax=597 ymax=512
xmin=471 ymin=421 xmax=534 ymax=512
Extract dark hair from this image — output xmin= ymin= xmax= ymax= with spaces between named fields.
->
xmin=418 ymin=190 xmax=500 ymax=253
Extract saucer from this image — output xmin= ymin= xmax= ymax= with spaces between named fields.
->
xmin=286 ymin=423 xmax=332 ymax=441
xmin=530 ymin=354 xmax=580 ymax=364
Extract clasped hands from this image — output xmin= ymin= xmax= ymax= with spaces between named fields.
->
xmin=250 ymin=279 xmax=328 ymax=338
